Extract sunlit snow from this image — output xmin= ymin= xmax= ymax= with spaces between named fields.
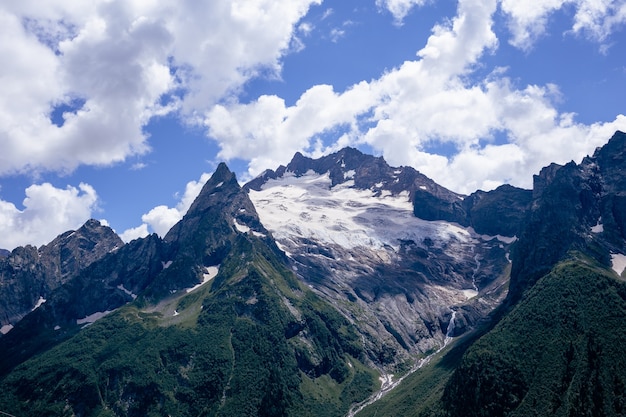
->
xmin=234 ymin=220 xmax=250 ymax=233
xmin=77 ymin=310 xmax=112 ymax=325
xmin=233 ymin=219 xmax=266 ymax=238
xmin=186 ymin=265 xmax=220 ymax=293
xmin=461 ymin=289 xmax=478 ymax=299
xmin=31 ymin=296 xmax=46 ymax=311
xmin=249 ymin=171 xmax=471 ymax=254
xmin=117 ymin=284 xmax=137 ymax=299
xmin=591 ymin=219 xmax=604 ymax=233
xmin=611 ymin=253 xmax=626 ymax=276
xmin=471 ymin=228 xmax=517 ymax=244
xmin=0 ymin=324 xmax=13 ymax=335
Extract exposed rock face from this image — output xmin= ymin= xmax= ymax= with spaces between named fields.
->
xmin=509 ymin=130 xmax=626 ymax=303
xmin=246 ymin=148 xmax=516 ymax=368
xmin=465 ymin=185 xmax=532 ymax=237
xmin=0 ymin=220 xmax=122 ymax=333
xmin=38 ymin=218 xmax=124 ymax=288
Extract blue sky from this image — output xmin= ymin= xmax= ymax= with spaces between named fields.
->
xmin=0 ymin=0 xmax=625 ymax=249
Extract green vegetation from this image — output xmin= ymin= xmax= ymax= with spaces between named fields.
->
xmin=440 ymin=256 xmax=626 ymax=417
xmin=0 ymin=235 xmax=376 ymax=416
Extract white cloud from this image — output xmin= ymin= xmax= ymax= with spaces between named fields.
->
xmin=203 ymin=0 xmax=626 ymax=195
xmin=376 ymin=0 xmax=430 ymax=24
xmin=0 ymin=0 xmax=321 ymax=176
xmin=141 ymin=205 xmax=181 ymax=237
xmin=0 ymin=183 xmax=98 ymax=249
xmin=500 ymin=0 xmax=626 ymax=50
xmin=119 ymin=223 xmax=149 ymax=243
xmin=329 ymin=27 xmax=346 ymax=42
xmin=298 ymin=21 xmax=314 ymax=36
xmin=119 ymin=172 xmax=212 ymax=241
xmin=206 ymin=81 xmax=378 ymax=179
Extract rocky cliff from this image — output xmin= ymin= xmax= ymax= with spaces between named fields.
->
xmin=0 ymin=219 xmax=122 ymax=334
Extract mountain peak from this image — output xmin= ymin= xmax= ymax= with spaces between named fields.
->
xmin=593 ymin=129 xmax=626 ymax=160
xmin=213 ymin=161 xmax=234 ymax=180
xmin=183 ymin=162 xmax=240 ymax=218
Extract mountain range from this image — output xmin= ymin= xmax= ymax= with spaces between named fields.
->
xmin=0 ymin=131 xmax=625 ymax=416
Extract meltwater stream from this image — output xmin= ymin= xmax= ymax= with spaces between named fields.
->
xmin=346 ymin=310 xmax=458 ymax=417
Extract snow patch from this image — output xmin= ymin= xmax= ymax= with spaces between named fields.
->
xmin=234 ymin=219 xmax=250 ymax=234
xmin=186 ymin=265 xmax=220 ymax=293
xmin=117 ymin=284 xmax=137 ymax=300
xmin=472 ymin=228 xmax=517 ymax=244
xmin=32 ymin=296 xmax=46 ymax=311
xmin=591 ymin=219 xmax=604 ymax=233
xmin=419 ymin=185 xmax=427 ymax=190
xmin=77 ymin=310 xmax=112 ymax=325
xmin=233 ymin=219 xmax=265 ymax=237
xmin=344 ymin=169 xmax=355 ymax=180
xmin=462 ymin=289 xmax=478 ymax=299
xmin=162 ymin=260 xmax=172 ymax=269
xmin=611 ymin=253 xmax=626 ymax=276
xmin=1 ymin=324 xmax=13 ymax=335
xmin=215 ymin=181 xmax=224 ymax=188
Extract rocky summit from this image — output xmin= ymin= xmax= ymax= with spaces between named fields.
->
xmin=0 ymin=131 xmax=625 ymax=417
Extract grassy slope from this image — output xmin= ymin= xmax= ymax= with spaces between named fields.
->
xmin=0 ymin=236 xmax=377 ymax=417
xmin=443 ymin=255 xmax=626 ymax=417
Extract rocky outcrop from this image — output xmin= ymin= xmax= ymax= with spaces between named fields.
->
xmin=465 ymin=185 xmax=532 ymax=237
xmin=0 ymin=220 xmax=122 ymax=332
xmin=509 ymin=130 xmax=626 ymax=303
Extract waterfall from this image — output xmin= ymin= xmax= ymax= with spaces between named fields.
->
xmin=347 ymin=309 xmax=460 ymax=416
xmin=471 ymin=253 xmax=480 ymax=292
xmin=444 ymin=310 xmax=457 ymax=346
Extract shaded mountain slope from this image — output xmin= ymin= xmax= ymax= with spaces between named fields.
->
xmin=442 ymin=257 xmax=626 ymax=417
xmin=0 ymin=219 xmax=122 ymax=334
xmin=0 ymin=164 xmax=377 ymax=417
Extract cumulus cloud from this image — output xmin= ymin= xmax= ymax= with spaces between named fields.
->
xmin=207 ymin=81 xmax=378 ymax=179
xmin=203 ymin=0 xmax=626 ymax=195
xmin=119 ymin=172 xmax=212 ymax=241
xmin=119 ymin=223 xmax=149 ymax=244
xmin=0 ymin=0 xmax=321 ymax=176
xmin=376 ymin=0 xmax=430 ymax=24
xmin=0 ymin=183 xmax=98 ymax=249
xmin=501 ymin=0 xmax=626 ymax=50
